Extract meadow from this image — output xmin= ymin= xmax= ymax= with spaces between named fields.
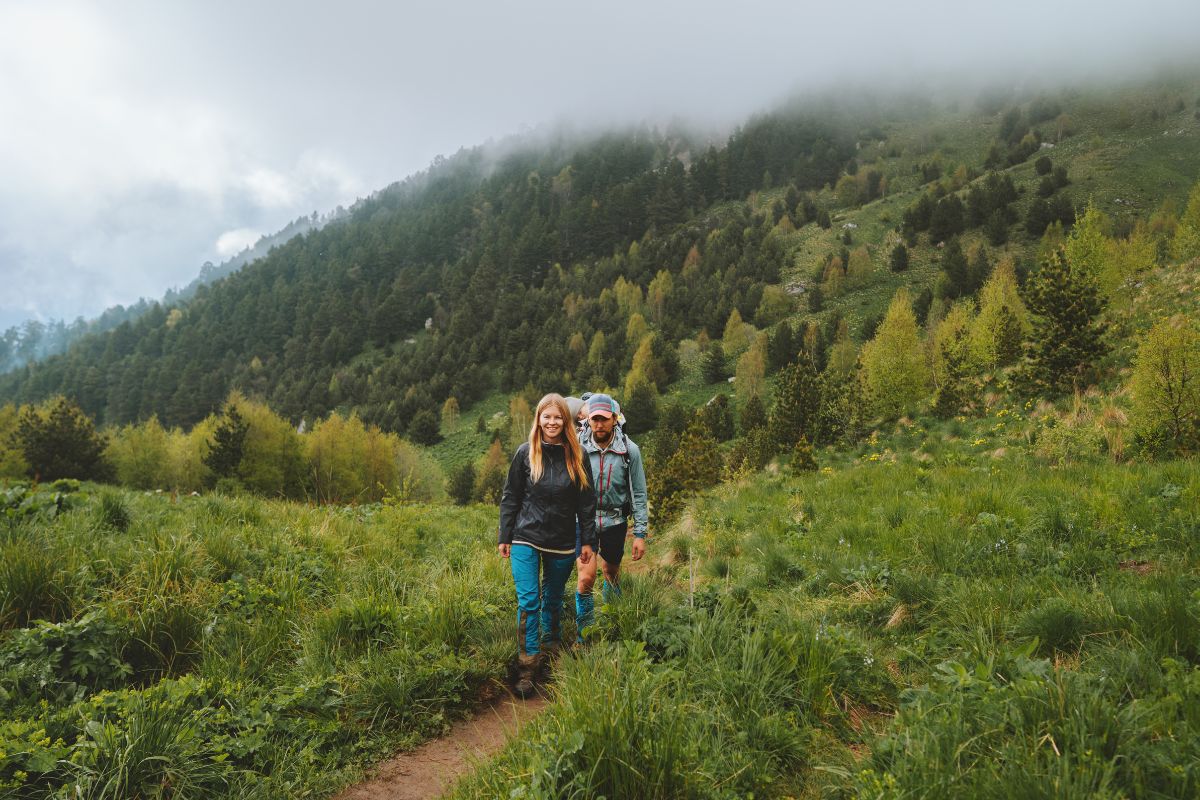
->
xmin=0 ymin=483 xmax=509 ymax=798
xmin=2 ymin=399 xmax=1197 ymax=799
xmin=452 ymin=423 xmax=1199 ymax=799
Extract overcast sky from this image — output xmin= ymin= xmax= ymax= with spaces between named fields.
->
xmin=1 ymin=0 xmax=1198 ymax=331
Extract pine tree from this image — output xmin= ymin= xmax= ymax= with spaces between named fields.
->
xmin=769 ymin=359 xmax=821 ymax=446
xmin=409 ymin=409 xmax=441 ymax=445
xmin=985 ymin=209 xmax=1009 ymax=246
xmin=814 ymin=368 xmax=864 ymax=445
xmin=649 ymin=415 xmax=721 ymax=523
xmin=860 ymin=289 xmax=930 ymax=419
xmin=767 ymin=321 xmax=796 ymax=371
xmin=623 ymin=369 xmax=659 ymax=434
xmin=448 ymin=461 xmax=476 ymax=505
xmin=939 ymin=238 xmax=970 ymax=300
xmin=698 ymin=393 xmax=735 ymax=442
xmin=807 ymin=284 xmax=824 ymax=313
xmin=203 ymin=405 xmax=248 ymax=480
xmin=1024 ymin=249 xmax=1109 ymax=394
xmin=1171 ymin=180 xmax=1200 ymax=262
xmin=701 ymin=341 xmax=727 ymax=384
xmin=789 ymin=436 xmax=818 ymax=473
xmin=889 ymin=243 xmax=909 ymax=272
xmin=929 ymin=195 xmax=966 ymax=242
xmin=930 ymin=303 xmax=974 ymax=417
xmin=739 ymin=393 xmax=768 ymax=435
xmin=1129 ymin=314 xmax=1200 ymax=454
xmin=16 ymin=396 xmax=112 ymax=482
xmin=971 ymin=257 xmax=1029 ymax=370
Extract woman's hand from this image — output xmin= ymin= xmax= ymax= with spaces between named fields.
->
xmin=579 ymin=544 xmax=594 ymax=565
xmin=498 ymin=543 xmax=511 ymax=558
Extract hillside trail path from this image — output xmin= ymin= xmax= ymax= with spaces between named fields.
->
xmin=335 ymin=552 xmax=652 ymax=799
xmin=333 ymin=692 xmax=548 ymax=800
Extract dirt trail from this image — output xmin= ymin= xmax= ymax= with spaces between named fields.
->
xmin=333 ymin=693 xmax=548 ymax=800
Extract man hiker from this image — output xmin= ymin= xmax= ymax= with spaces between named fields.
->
xmin=575 ymin=392 xmax=648 ymax=641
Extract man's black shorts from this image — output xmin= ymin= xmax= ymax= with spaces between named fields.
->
xmin=596 ymin=522 xmax=628 ymax=566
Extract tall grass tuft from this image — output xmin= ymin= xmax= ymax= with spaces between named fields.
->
xmin=0 ymin=539 xmax=76 ymax=628
xmin=68 ymin=693 xmax=231 ymax=798
xmin=96 ymin=492 xmax=132 ymax=532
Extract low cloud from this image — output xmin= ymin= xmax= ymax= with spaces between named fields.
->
xmin=1 ymin=0 xmax=1199 ymax=331
xmin=216 ymin=228 xmax=262 ymax=258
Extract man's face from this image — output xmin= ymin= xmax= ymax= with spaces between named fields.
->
xmin=590 ymin=414 xmax=615 ymax=443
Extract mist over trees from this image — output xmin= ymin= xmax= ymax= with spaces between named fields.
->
xmin=0 ymin=105 xmax=860 ymax=434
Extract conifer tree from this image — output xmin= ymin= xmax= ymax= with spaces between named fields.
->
xmin=930 ymin=303 xmax=974 ymax=417
xmin=650 ymin=414 xmax=721 ymax=522
xmin=697 ymin=393 xmax=735 ymax=442
xmin=971 ymin=257 xmax=1029 ymax=370
xmin=1171 ymin=180 xmax=1200 ymax=262
xmin=1129 ymin=314 xmax=1200 ymax=454
xmin=889 ymin=243 xmax=909 ymax=272
xmin=16 ymin=396 xmax=112 ymax=482
xmin=1024 ymin=249 xmax=1108 ymax=394
xmin=739 ymin=393 xmax=768 ymax=435
xmin=985 ymin=208 xmax=1010 ymax=246
xmin=767 ymin=321 xmax=796 ymax=371
xmin=860 ymin=289 xmax=930 ymax=419
xmin=929 ymin=195 xmax=966 ymax=242
xmin=807 ymin=284 xmax=824 ymax=313
xmin=203 ymin=405 xmax=248 ymax=481
xmin=939 ymin=238 xmax=970 ymax=300
xmin=769 ymin=359 xmax=821 ymax=446
xmin=814 ymin=368 xmax=864 ymax=445
xmin=409 ymin=409 xmax=441 ymax=446
xmin=701 ymin=341 xmax=727 ymax=384
xmin=623 ymin=369 xmax=659 ymax=434
xmin=448 ymin=461 xmax=476 ymax=505
xmin=789 ymin=436 xmax=818 ymax=473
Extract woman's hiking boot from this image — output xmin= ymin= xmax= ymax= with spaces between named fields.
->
xmin=514 ymin=654 xmax=541 ymax=699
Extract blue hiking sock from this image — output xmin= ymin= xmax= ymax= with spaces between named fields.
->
xmin=575 ymin=590 xmax=594 ymax=642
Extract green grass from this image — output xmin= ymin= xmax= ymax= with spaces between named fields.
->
xmin=0 ymin=484 xmax=510 ymax=798
xmin=447 ymin=412 xmax=1199 ymax=798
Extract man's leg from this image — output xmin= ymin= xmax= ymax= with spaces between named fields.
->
xmin=600 ymin=559 xmax=622 ymax=602
xmin=574 ymin=552 xmax=597 ymax=642
xmin=597 ymin=524 xmax=628 ymax=602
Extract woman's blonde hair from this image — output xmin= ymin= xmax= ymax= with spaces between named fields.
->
xmin=528 ymin=393 xmax=589 ymax=488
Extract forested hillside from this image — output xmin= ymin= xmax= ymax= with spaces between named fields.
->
xmin=1 ymin=74 xmax=1199 ymax=503
xmin=0 ymin=102 xmax=861 ymax=432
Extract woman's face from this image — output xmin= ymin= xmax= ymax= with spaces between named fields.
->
xmin=538 ymin=405 xmax=565 ymax=443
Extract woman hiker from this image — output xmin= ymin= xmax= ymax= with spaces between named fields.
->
xmin=498 ymin=393 xmax=596 ymax=697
